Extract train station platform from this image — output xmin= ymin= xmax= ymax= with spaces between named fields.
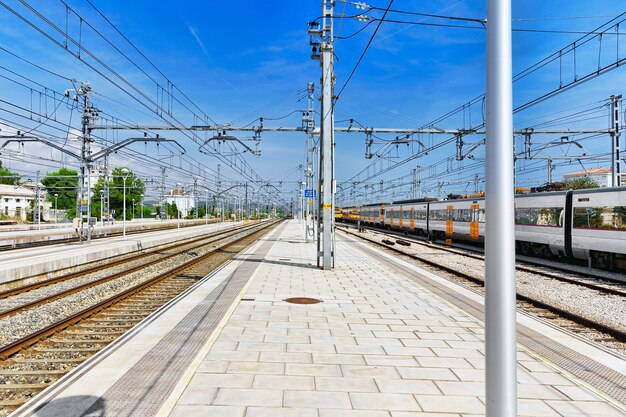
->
xmin=0 ymin=220 xmax=239 ymax=283
xmin=12 ymin=220 xmax=626 ymax=417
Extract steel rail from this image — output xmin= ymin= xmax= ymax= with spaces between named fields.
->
xmin=0 ymin=220 xmax=279 ymax=359
xmin=340 ymin=228 xmax=626 ymax=344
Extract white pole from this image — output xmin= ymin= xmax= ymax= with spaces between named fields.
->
xmin=485 ymin=1 xmax=517 ymax=416
xmin=123 ymin=176 xmax=127 ymax=239
xmin=205 ymin=191 xmax=208 ymax=225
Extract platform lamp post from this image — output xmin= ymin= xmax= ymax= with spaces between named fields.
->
xmin=54 ymin=193 xmax=58 ymax=223
xmin=176 ymin=182 xmax=182 ymax=229
xmin=121 ymin=168 xmax=130 ymax=239
xmin=99 ymin=190 xmax=104 ymax=227
xmin=132 ymin=198 xmax=135 ymax=221
xmin=205 ymin=190 xmax=209 ymax=225
xmin=140 ymin=194 xmax=144 ymax=221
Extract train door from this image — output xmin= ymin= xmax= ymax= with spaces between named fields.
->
xmin=470 ymin=203 xmax=479 ymax=240
xmin=446 ymin=205 xmax=454 ymax=244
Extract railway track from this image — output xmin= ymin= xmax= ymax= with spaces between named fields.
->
xmin=340 ymin=223 xmax=626 ymax=292
xmin=0 ymin=222 xmax=263 ymax=320
xmin=0 ymin=218 xmax=218 ymax=251
xmin=0 ymin=220 xmax=279 ymax=416
xmin=340 ymin=227 xmax=626 ymax=354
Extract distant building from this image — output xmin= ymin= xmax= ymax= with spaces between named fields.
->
xmin=165 ymin=188 xmax=195 ymax=218
xmin=0 ymin=183 xmax=52 ymax=221
xmin=563 ymin=168 xmax=626 ymax=188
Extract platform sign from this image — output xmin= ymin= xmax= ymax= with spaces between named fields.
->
xmin=304 ymin=189 xmax=316 ymax=198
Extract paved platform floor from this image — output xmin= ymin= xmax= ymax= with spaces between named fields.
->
xmin=13 ymin=220 xmax=626 ymax=417
xmin=164 ymin=221 xmax=625 ymax=417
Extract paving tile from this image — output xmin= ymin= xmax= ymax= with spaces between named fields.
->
xmin=518 ymin=384 xmax=569 ymax=400
xmin=186 ymin=373 xmax=254 ymax=389
xmin=517 ymin=399 xmax=561 ymax=416
xmin=288 ymin=343 xmax=337 ymax=354
xmin=284 ymin=390 xmax=351 ymax=409
xmin=351 ymin=392 xmax=421 ymax=411
xmin=390 ymin=412 xmax=460 ymax=417
xmin=217 ymin=333 xmax=264 ymax=343
xmin=364 ymin=355 xmax=418 ymax=367
xmin=169 ymin=404 xmax=245 ymax=417
xmin=177 ymin=386 xmax=217 ymax=405
xmin=213 ymin=388 xmax=282 ymax=407
xmin=259 ymin=351 xmax=312 ymax=363
xmin=226 ymin=361 xmax=285 ymax=375
xmin=376 ymin=379 xmax=440 ymax=395
xmin=285 ymin=363 xmax=342 ymax=377
xmin=196 ymin=360 xmax=230 ymax=373
xmin=246 ymin=407 xmax=318 ymax=417
xmin=206 ymin=350 xmax=259 ymax=362
xmin=312 ymin=353 xmax=365 ymax=365
xmin=435 ymin=381 xmax=482 ymax=396
xmin=517 ymin=371 xmax=575 ymax=386
xmin=545 ymin=400 xmax=626 ymax=417
xmin=315 ymin=376 xmax=379 ymax=392
xmin=237 ymin=342 xmax=286 ymax=352
xmin=416 ymin=394 xmax=484 ymax=414
xmin=342 ymin=364 xmax=401 ymax=378
xmin=336 ymin=344 xmax=386 ymax=355
xmin=417 ymin=357 xmax=473 ymax=369
xmin=384 ymin=346 xmax=436 ymax=357
xmin=552 ymin=385 xmax=604 ymax=401
xmin=450 ymin=369 xmax=484 ymax=382
xmin=253 ymin=374 xmax=314 ymax=390
xmin=398 ymin=367 xmax=458 ymax=381
xmin=320 ymin=410 xmax=390 ymax=417
xmin=264 ymin=334 xmax=311 ymax=344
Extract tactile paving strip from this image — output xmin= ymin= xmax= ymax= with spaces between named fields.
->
xmin=80 ymin=225 xmax=284 ymax=417
xmin=356 ymin=239 xmax=626 ymax=406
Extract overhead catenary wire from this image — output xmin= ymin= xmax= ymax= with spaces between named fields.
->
xmin=335 ymin=0 xmax=394 ymax=102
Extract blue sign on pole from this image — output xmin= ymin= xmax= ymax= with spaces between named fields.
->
xmin=304 ymin=189 xmax=316 ymax=198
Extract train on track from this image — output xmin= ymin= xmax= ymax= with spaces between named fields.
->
xmin=338 ymin=187 xmax=626 ymax=269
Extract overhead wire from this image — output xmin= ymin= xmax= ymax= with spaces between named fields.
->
xmin=335 ymin=0 xmax=394 ymax=101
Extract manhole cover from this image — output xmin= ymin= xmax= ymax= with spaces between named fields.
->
xmin=284 ymin=297 xmax=322 ymax=305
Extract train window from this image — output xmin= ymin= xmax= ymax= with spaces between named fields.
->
xmin=573 ymin=206 xmax=626 ymax=230
xmin=455 ymin=209 xmax=472 ymax=222
xmin=429 ymin=209 xmax=447 ymax=220
xmin=515 ymin=207 xmax=563 ymax=226
xmin=414 ymin=209 xmax=427 ymax=220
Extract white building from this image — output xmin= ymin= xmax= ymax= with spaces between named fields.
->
xmin=563 ymin=168 xmax=626 ymax=188
xmin=165 ymin=189 xmax=195 ymax=218
xmin=0 ymin=183 xmax=52 ymax=222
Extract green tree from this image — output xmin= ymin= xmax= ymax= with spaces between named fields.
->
xmin=562 ymin=177 xmax=600 ymax=190
xmin=92 ymin=167 xmax=145 ymax=221
xmin=0 ymin=161 xmax=20 ymax=185
xmin=41 ymin=168 xmax=78 ymax=219
xmin=167 ymin=201 xmax=178 ymax=218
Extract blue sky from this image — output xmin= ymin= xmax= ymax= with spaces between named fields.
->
xmin=0 ymin=1 xmax=625 ymax=205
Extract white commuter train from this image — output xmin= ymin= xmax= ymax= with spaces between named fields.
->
xmin=341 ymin=187 xmax=626 ymax=269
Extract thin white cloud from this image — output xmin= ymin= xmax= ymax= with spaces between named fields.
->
xmin=187 ymin=24 xmax=209 ymax=56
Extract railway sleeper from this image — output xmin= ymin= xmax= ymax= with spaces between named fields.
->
xmin=0 ymin=374 xmax=60 ymax=385
xmin=0 ymin=370 xmax=65 ymax=375
xmin=67 ymin=329 xmax=125 ymax=335
xmin=31 ymin=347 xmax=101 ymax=353
xmin=7 ymin=358 xmax=84 ymax=364
xmin=19 ymin=351 xmax=93 ymax=360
